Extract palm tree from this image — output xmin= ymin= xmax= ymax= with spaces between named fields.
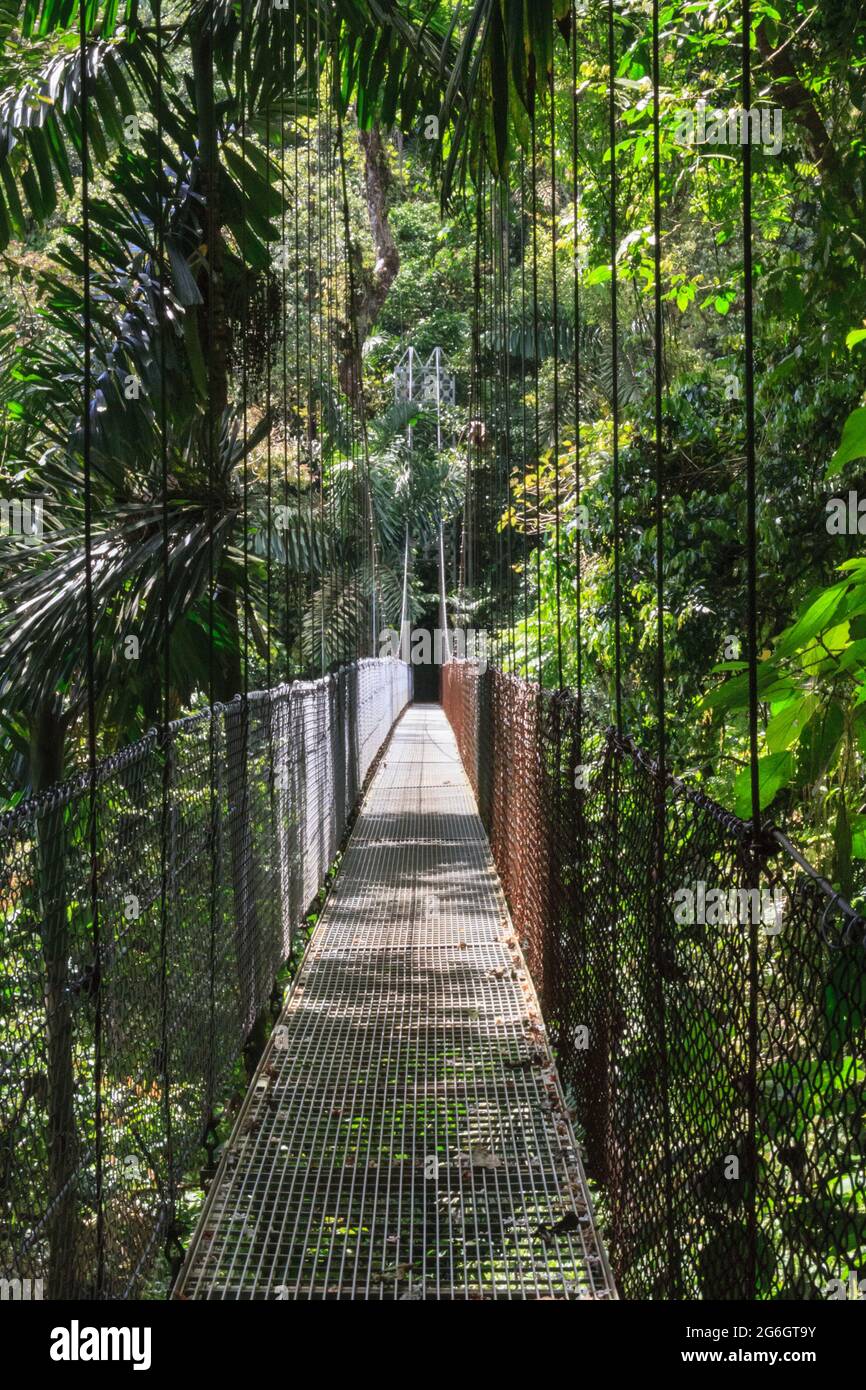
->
xmin=0 ymin=0 xmax=460 ymax=770
xmin=313 ymin=400 xmax=464 ymax=665
xmin=0 ymin=0 xmax=461 ymax=1294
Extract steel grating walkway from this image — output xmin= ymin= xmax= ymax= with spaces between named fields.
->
xmin=175 ymin=704 xmax=616 ymax=1301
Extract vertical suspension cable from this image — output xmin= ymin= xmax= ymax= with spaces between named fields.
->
xmin=315 ymin=0 xmax=326 ymax=676
xmin=651 ymin=8 xmax=666 ymax=807
xmin=742 ymin=0 xmax=761 ymax=1302
xmin=281 ymin=2 xmax=291 ymax=679
xmin=202 ymin=0 xmax=219 ymax=1155
xmin=488 ymin=175 xmax=499 ymax=662
xmin=571 ymin=4 xmax=582 ymax=746
xmin=335 ymin=95 xmax=358 ymax=657
xmin=304 ymin=1 xmax=315 ymax=670
xmin=493 ymin=181 xmax=506 ymax=668
xmin=265 ymin=95 xmax=273 ymax=696
xmin=530 ymin=117 xmax=543 ymax=682
xmin=337 ymin=66 xmax=360 ymax=664
xmin=293 ymin=0 xmax=304 ymax=670
xmin=474 ymin=160 xmax=484 ymax=625
xmin=500 ymin=179 xmax=516 ymax=671
xmin=438 ymin=517 xmax=451 ymax=661
xmin=608 ymin=0 xmax=622 ymax=732
xmin=324 ymin=62 xmax=346 ymax=665
xmin=327 ymin=51 xmax=345 ymax=667
xmin=323 ymin=37 xmax=333 ymax=663
xmin=651 ymin=0 xmax=676 ymax=1296
xmin=262 ymin=58 xmax=277 ymax=990
xmin=78 ymin=0 xmax=104 ymax=1296
xmin=336 ymin=94 xmax=378 ymax=658
xmin=399 ymin=521 xmax=410 ymax=660
xmin=520 ymin=154 xmax=530 ymax=675
xmin=240 ymin=0 xmax=250 ymax=708
xmin=742 ymin=5 xmax=760 ymax=836
xmin=487 ymin=172 xmax=502 ymax=665
xmin=154 ymin=0 xmax=176 ymax=1270
xmin=550 ymin=69 xmax=563 ymax=690
xmin=466 ymin=157 xmax=484 ymax=618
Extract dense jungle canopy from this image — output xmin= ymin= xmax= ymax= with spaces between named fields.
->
xmin=1 ymin=0 xmax=865 ymax=898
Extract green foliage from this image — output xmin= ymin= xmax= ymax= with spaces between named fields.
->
xmin=488 ymin=0 xmax=866 ymax=905
xmin=0 ymin=0 xmax=466 ymax=792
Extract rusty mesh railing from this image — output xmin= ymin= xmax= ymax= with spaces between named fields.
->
xmin=0 ymin=658 xmax=410 ymax=1299
xmin=443 ymin=658 xmax=866 ymax=1301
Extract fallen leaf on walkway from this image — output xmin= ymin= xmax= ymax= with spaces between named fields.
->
xmin=470 ymin=1144 xmax=503 ymax=1169
xmin=534 ymin=1211 xmax=581 ymax=1241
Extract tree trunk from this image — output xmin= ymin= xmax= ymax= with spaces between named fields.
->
xmin=339 ymin=122 xmax=401 ymax=405
xmin=755 ymin=25 xmax=840 ymax=179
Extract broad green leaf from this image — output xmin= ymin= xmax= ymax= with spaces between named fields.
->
xmin=701 ymin=660 xmax=787 ymax=713
xmin=827 ymin=408 xmax=866 ymax=478
xmin=734 ymin=751 xmax=794 ymax=818
xmin=796 ymin=702 xmax=844 ymax=788
xmin=774 ymin=581 xmax=850 ymax=659
xmin=766 ymin=694 xmax=819 ymax=754
xmin=585 ymin=264 xmax=612 ymax=285
xmin=822 ymin=620 xmax=851 ymax=654
xmin=849 ymin=813 xmax=866 ymax=860
xmin=837 ymin=638 xmax=866 ymax=673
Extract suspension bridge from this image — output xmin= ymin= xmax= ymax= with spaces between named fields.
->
xmin=175 ymin=703 xmax=614 ymax=1301
xmin=0 ymin=0 xmax=864 ymax=1308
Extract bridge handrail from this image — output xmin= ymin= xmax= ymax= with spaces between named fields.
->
xmin=0 ymin=656 xmax=411 ymax=1298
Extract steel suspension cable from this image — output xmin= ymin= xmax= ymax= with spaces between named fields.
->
xmin=334 ymin=96 xmax=360 ymax=656
xmin=742 ymin=0 xmax=761 ymax=1303
xmin=78 ymin=0 xmax=104 ymax=1296
xmin=465 ymin=156 xmax=484 ymax=614
xmin=323 ymin=44 xmax=334 ymax=662
xmin=304 ymin=1 xmax=315 ymax=671
xmin=487 ymin=172 xmax=503 ymax=664
xmin=203 ymin=0 xmax=219 ymax=1158
xmin=202 ymin=0 xmax=222 ymax=1162
xmin=399 ymin=521 xmax=410 ymax=659
xmin=742 ymin=2 xmax=760 ymax=838
xmin=281 ymin=3 xmax=290 ymax=678
xmin=154 ymin=0 xmax=177 ymax=1274
xmin=550 ymin=69 xmax=563 ymax=690
xmin=494 ymin=180 xmax=507 ymax=666
xmin=570 ymin=4 xmax=582 ymax=750
xmin=489 ymin=177 xmax=499 ymax=655
xmin=530 ymin=117 xmax=543 ymax=681
xmin=293 ymin=0 xmax=304 ymax=669
xmin=265 ymin=94 xmax=273 ymax=695
xmin=651 ymin=4 xmax=666 ymax=797
xmin=651 ymin=0 xmax=676 ymax=1296
xmin=326 ymin=67 xmax=349 ymax=664
xmin=608 ymin=0 xmax=622 ymax=732
xmin=315 ymin=1 xmax=326 ymax=676
xmin=240 ymin=0 xmax=250 ymax=706
xmin=500 ymin=179 xmax=516 ymax=670
xmin=336 ymin=95 xmax=378 ymax=657
xmin=520 ymin=154 xmax=530 ymax=674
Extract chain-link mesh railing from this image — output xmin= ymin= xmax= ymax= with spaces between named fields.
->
xmin=443 ymin=658 xmax=866 ymax=1301
xmin=0 ymin=658 xmax=411 ymax=1299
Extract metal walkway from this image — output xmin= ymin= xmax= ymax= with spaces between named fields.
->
xmin=176 ymin=705 xmax=615 ymax=1301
